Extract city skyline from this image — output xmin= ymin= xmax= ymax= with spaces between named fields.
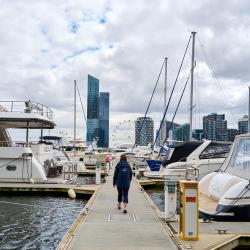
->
xmin=2 ymin=1 xmax=250 ymax=143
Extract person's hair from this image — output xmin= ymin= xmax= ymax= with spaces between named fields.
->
xmin=120 ymin=154 xmax=127 ymax=161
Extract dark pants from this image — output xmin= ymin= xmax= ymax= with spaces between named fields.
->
xmin=117 ymin=187 xmax=129 ymax=203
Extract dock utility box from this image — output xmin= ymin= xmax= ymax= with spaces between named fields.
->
xmin=179 ymin=180 xmax=199 ymax=240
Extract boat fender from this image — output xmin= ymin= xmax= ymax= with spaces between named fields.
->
xmin=68 ymin=189 xmax=76 ymax=199
xmin=29 ymin=178 xmax=34 ymax=184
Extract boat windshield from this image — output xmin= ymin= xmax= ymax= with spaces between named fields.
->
xmin=225 ymin=137 xmax=250 ymax=179
xmin=199 ymin=142 xmax=231 ymax=159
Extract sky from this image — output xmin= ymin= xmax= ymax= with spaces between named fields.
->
xmin=1 ymin=0 xmax=250 ymax=145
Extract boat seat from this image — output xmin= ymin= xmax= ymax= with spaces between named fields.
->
xmin=199 ymin=193 xmax=218 ymax=214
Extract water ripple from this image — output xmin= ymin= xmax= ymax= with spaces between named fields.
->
xmin=0 ymin=194 xmax=87 ymax=250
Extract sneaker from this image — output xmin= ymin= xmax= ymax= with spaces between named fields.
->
xmin=117 ymin=204 xmax=121 ymax=210
xmin=123 ymin=210 xmax=127 ymax=214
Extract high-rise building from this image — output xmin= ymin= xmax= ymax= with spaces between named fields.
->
xmin=87 ymin=75 xmax=99 ymax=145
xmin=159 ymin=120 xmax=179 ymax=145
xmin=203 ymin=113 xmax=228 ymax=141
xmin=238 ymin=115 xmax=248 ymax=135
xmin=98 ymin=92 xmax=109 ymax=148
xmin=192 ymin=129 xmax=204 ymax=141
xmin=172 ymin=123 xmax=190 ymax=142
xmin=135 ymin=117 xmax=154 ymax=146
xmin=227 ymin=129 xmax=238 ymax=142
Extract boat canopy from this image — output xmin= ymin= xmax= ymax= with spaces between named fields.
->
xmin=162 ymin=141 xmax=203 ymax=166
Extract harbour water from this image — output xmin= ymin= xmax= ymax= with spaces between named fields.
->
xmin=0 ymin=194 xmax=87 ymax=250
xmin=147 ymin=190 xmax=165 ymax=212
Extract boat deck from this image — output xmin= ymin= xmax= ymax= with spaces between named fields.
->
xmin=58 ymin=174 xmax=177 ymax=250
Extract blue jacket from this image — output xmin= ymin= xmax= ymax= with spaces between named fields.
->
xmin=113 ymin=160 xmax=132 ymax=188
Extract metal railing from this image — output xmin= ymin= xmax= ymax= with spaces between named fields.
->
xmin=63 ymin=162 xmax=78 ymax=180
xmin=185 ymin=165 xmax=199 ymax=180
xmin=0 ymin=100 xmax=53 ymax=121
xmin=0 ymin=140 xmax=52 ymax=147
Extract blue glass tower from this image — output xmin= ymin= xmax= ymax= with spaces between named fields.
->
xmin=98 ymin=92 xmax=109 ymax=148
xmin=87 ymin=75 xmax=99 ymax=145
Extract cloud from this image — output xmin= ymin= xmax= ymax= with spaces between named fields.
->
xmin=0 ymin=0 xmax=249 ymax=144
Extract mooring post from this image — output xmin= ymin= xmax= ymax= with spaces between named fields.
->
xmin=96 ymin=161 xmax=101 ymax=184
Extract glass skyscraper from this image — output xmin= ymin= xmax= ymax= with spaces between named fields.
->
xmin=98 ymin=92 xmax=109 ymax=148
xmin=87 ymin=75 xmax=99 ymax=144
xmin=238 ymin=115 xmax=248 ymax=134
xmin=172 ymin=123 xmax=190 ymax=142
xmin=203 ymin=113 xmax=228 ymax=141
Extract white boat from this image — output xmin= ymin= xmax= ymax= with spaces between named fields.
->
xmin=0 ymin=101 xmax=55 ymax=183
xmin=41 ymin=135 xmax=86 ymax=174
xmin=199 ymin=134 xmax=250 ymax=221
xmin=144 ymin=140 xmax=231 ymax=180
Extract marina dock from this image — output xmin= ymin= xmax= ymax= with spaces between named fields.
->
xmin=58 ymin=173 xmax=177 ymax=250
xmin=0 ymin=182 xmax=98 ymax=196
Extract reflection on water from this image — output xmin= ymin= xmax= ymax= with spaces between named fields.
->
xmin=147 ymin=191 xmax=165 ymax=212
xmin=67 ymin=176 xmax=104 ymax=185
xmin=0 ymin=194 xmax=87 ymax=250
xmin=67 ymin=176 xmax=96 ymax=185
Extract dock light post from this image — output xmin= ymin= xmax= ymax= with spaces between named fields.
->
xmin=26 ymin=122 xmax=29 ymax=147
xmin=95 ymin=161 xmax=101 ymax=185
xmin=163 ymin=180 xmax=178 ymax=222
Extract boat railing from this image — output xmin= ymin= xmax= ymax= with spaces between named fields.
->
xmin=0 ymin=101 xmax=53 ymax=121
xmin=63 ymin=162 xmax=78 ymax=180
xmin=0 ymin=140 xmax=53 ymax=147
xmin=185 ymin=165 xmax=199 ymax=180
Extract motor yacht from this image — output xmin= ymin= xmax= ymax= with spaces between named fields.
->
xmin=0 ymin=101 xmax=55 ymax=183
xmin=144 ymin=140 xmax=231 ymax=180
xmin=199 ymin=134 xmax=250 ymax=221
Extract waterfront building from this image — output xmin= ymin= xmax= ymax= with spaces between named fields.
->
xmin=135 ymin=117 xmax=154 ymax=146
xmin=87 ymin=75 xmax=99 ymax=145
xmin=98 ymin=92 xmax=109 ymax=148
xmin=227 ymin=129 xmax=238 ymax=142
xmin=203 ymin=113 xmax=228 ymax=141
xmin=159 ymin=120 xmax=179 ymax=145
xmin=192 ymin=129 xmax=204 ymax=141
xmin=238 ymin=115 xmax=248 ymax=135
xmin=172 ymin=123 xmax=190 ymax=142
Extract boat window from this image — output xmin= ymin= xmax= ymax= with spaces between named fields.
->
xmin=6 ymin=165 xmax=16 ymax=171
xmin=226 ymin=138 xmax=250 ymax=179
xmin=199 ymin=143 xmax=231 ymax=159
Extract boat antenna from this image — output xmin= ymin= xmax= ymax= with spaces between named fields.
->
xmin=153 ymin=35 xmax=192 ymax=148
xmin=132 ymin=58 xmax=165 ymax=151
xmin=189 ymin=31 xmax=196 ymax=141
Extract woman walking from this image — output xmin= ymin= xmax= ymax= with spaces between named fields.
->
xmin=113 ymin=154 xmax=132 ymax=214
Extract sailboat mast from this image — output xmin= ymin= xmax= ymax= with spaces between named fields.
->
xmin=164 ymin=57 xmax=168 ymax=109
xmin=189 ymin=31 xmax=196 ymax=141
xmin=162 ymin=57 xmax=168 ymax=144
xmin=248 ymin=86 xmax=250 ymax=133
xmin=74 ymin=80 xmax=77 ymax=153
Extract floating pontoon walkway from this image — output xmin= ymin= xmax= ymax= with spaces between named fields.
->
xmin=0 ymin=182 xmax=98 ymax=196
xmin=59 ymin=174 xmax=177 ymax=250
